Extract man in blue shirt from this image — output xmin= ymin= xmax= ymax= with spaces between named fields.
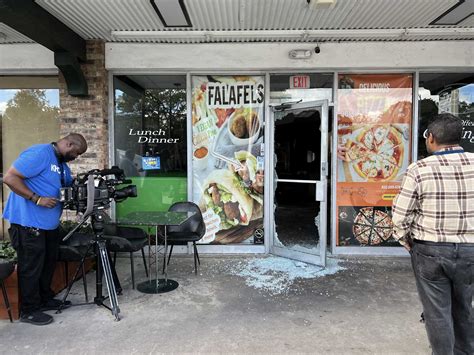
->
xmin=3 ymin=133 xmax=87 ymax=325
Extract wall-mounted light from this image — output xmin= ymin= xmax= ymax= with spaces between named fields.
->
xmin=150 ymin=0 xmax=192 ymax=28
xmin=289 ymin=49 xmax=312 ymax=59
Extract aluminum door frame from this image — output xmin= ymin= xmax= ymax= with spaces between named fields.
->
xmin=269 ymin=100 xmax=329 ymax=267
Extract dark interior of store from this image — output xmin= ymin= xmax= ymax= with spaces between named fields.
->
xmin=274 ymin=108 xmax=321 ymax=249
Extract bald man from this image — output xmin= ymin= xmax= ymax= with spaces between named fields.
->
xmin=3 ymin=133 xmax=87 ymax=325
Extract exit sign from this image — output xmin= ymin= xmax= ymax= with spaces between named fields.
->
xmin=290 ymin=75 xmax=310 ymax=89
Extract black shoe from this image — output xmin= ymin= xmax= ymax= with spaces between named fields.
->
xmin=40 ymin=299 xmax=72 ymax=311
xmin=20 ymin=311 xmax=53 ymax=326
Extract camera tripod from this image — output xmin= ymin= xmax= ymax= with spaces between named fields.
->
xmin=57 ymin=210 xmax=121 ymax=321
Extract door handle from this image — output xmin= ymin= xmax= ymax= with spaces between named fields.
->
xmin=315 ymin=181 xmax=325 ymax=201
xmin=321 ymin=162 xmax=328 ymax=176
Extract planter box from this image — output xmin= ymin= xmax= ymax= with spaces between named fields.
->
xmin=0 ymin=260 xmax=94 ymax=320
xmin=0 ymin=264 xmax=19 ymax=320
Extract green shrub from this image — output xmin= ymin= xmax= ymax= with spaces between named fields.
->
xmin=0 ymin=241 xmax=17 ymax=262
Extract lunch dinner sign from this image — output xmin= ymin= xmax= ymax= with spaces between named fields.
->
xmin=191 ymin=76 xmax=265 ymax=245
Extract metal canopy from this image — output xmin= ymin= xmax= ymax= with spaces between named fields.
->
xmin=0 ymin=0 xmax=472 ymax=45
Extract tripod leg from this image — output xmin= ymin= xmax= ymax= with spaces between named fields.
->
xmin=108 ymin=251 xmax=122 ymax=295
xmin=98 ymin=241 xmax=120 ymax=321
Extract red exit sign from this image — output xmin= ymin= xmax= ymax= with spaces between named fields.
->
xmin=290 ymin=75 xmax=310 ymax=89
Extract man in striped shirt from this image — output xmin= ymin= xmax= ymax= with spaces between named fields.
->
xmin=392 ymin=113 xmax=473 ymax=355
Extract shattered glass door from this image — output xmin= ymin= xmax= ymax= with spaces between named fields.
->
xmin=270 ymin=101 xmax=328 ymax=267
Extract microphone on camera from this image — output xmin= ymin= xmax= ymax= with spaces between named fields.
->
xmin=99 ymin=166 xmax=124 ymax=176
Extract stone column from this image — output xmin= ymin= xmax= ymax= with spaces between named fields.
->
xmin=58 ymin=40 xmax=109 ymax=174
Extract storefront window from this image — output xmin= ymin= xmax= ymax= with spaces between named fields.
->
xmin=1 ymin=76 xmax=60 ymax=238
xmin=335 ymin=74 xmax=413 ymax=247
xmin=418 ymin=73 xmax=474 ymax=157
xmin=113 ymin=75 xmax=187 ymax=215
xmin=191 ymin=75 xmax=265 ymax=245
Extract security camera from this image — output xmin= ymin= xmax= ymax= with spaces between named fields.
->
xmin=314 ymin=45 xmax=321 ymax=54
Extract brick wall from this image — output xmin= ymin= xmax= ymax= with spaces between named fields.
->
xmin=58 ymin=40 xmax=109 ymax=175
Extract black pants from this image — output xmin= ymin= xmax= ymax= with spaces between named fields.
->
xmin=411 ymin=241 xmax=474 ymax=355
xmin=9 ymin=224 xmax=60 ymax=314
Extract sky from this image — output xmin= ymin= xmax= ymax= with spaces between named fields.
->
xmin=418 ymin=83 xmax=473 ymax=105
xmin=459 ymin=84 xmax=474 ymax=104
xmin=0 ymin=89 xmax=59 ymax=115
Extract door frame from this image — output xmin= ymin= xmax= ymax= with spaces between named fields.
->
xmin=267 ymin=100 xmax=329 ymax=267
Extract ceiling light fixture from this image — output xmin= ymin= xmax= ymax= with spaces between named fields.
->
xmin=430 ymin=0 xmax=473 ymax=25
xmin=308 ymin=0 xmax=337 ymax=8
xmin=150 ymin=0 xmax=192 ymax=28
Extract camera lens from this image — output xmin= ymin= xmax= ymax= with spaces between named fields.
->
xmin=113 ymin=185 xmax=137 ymax=199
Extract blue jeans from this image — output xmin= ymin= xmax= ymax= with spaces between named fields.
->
xmin=411 ymin=241 xmax=474 ymax=355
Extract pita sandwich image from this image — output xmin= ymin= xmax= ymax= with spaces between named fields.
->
xmin=201 ymin=169 xmax=254 ymax=230
xmin=229 ymin=150 xmax=264 ymax=205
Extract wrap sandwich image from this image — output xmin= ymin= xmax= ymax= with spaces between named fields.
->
xmin=200 ymin=169 xmax=254 ymax=230
xmin=229 ymin=151 xmax=264 ymax=206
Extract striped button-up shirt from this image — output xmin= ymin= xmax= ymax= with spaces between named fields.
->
xmin=392 ymin=146 xmax=474 ymax=244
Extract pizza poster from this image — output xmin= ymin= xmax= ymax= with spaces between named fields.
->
xmin=336 ymin=74 xmax=413 ymax=246
xmin=191 ymin=76 xmax=265 ymax=245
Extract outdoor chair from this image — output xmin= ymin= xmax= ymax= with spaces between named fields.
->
xmin=58 ymin=231 xmax=95 ymax=302
xmin=0 ymin=260 xmax=15 ymax=322
xmin=103 ymin=224 xmax=149 ymax=289
xmin=165 ymin=201 xmax=206 ymax=275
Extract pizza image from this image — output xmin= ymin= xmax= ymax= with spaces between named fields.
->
xmin=345 ymin=124 xmax=404 ymax=181
xmin=352 ymin=207 xmax=393 ymax=245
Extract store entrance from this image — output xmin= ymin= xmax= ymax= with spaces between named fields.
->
xmin=270 ymin=101 xmax=329 ymax=267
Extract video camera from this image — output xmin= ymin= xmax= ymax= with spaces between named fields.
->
xmin=59 ymin=166 xmax=137 ymax=214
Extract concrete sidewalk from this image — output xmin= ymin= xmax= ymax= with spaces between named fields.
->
xmin=0 ymin=255 xmax=430 ymax=354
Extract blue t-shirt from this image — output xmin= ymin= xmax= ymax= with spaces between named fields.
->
xmin=3 ymin=144 xmax=72 ymax=230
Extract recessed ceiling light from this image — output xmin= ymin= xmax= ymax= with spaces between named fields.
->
xmin=430 ymin=0 xmax=473 ymax=25
xmin=150 ymin=0 xmax=192 ymax=28
xmin=308 ymin=0 xmax=337 ymax=8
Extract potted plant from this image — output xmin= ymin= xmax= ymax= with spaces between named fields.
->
xmin=0 ymin=240 xmax=16 ymax=281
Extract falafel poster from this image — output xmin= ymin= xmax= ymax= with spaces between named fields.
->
xmin=191 ymin=76 xmax=265 ymax=244
xmin=336 ymin=74 xmax=413 ymax=247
